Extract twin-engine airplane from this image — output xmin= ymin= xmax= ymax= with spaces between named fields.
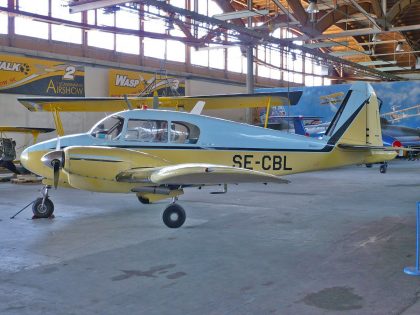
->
xmin=20 ymin=82 xmax=397 ymax=228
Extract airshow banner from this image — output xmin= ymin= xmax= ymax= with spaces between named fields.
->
xmin=0 ymin=54 xmax=84 ymax=96
xmin=108 ymin=68 xmax=185 ymax=97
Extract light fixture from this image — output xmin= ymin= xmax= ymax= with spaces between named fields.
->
xmin=166 ymin=20 xmax=174 ymax=32
xmin=215 ymin=31 xmax=222 ymax=43
xmin=395 ymin=41 xmax=404 ymax=52
xmin=306 ymin=0 xmax=319 ymax=13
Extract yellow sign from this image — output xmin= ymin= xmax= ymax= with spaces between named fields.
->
xmin=109 ymin=69 xmax=185 ymax=97
xmin=0 ymin=54 xmax=84 ymax=96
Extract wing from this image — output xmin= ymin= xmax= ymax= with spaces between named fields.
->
xmin=18 ymin=91 xmax=302 ymax=112
xmin=0 ymin=126 xmax=55 ymax=133
xmin=117 ymin=163 xmax=289 ymax=185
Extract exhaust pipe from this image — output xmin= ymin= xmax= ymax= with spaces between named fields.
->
xmin=131 ymin=187 xmax=171 ymax=195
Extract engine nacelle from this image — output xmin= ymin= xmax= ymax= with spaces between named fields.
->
xmin=62 ymin=146 xmax=168 ymax=192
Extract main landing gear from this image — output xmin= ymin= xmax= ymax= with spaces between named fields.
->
xmin=379 ymin=162 xmax=388 ymax=174
xmin=365 ymin=162 xmax=388 ymax=174
xmin=32 ymin=185 xmax=55 ymax=218
xmin=162 ymin=197 xmax=186 ymax=229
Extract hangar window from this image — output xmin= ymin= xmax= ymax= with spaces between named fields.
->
xmin=51 ymin=0 xmax=82 ymax=44
xmin=91 ymin=116 xmax=124 ymax=140
xmin=0 ymin=11 xmax=7 ymax=34
xmin=115 ymin=8 xmax=140 ymax=54
xmin=15 ymin=0 xmax=49 ymax=39
xmin=124 ymin=119 xmax=168 ymax=143
xmin=170 ymin=121 xmax=200 ymax=144
xmin=87 ymin=9 xmax=115 ymax=50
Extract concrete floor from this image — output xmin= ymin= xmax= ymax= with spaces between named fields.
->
xmin=0 ymin=160 xmax=419 ymax=315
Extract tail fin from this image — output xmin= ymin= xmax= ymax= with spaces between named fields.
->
xmin=323 ymin=82 xmax=383 ymax=147
xmin=292 ymin=117 xmax=306 ymax=136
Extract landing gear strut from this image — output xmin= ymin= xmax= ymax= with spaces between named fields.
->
xmin=32 ymin=185 xmax=55 ymax=218
xmin=162 ymin=197 xmax=186 ymax=228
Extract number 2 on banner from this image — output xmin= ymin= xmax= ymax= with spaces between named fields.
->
xmin=63 ymin=66 xmax=76 ymax=80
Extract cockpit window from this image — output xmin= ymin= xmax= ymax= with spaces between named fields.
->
xmin=91 ymin=116 xmax=124 ymax=140
xmin=124 ymin=119 xmax=168 ymax=142
xmin=170 ymin=121 xmax=200 ymax=144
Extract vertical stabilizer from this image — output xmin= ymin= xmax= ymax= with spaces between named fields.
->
xmin=323 ymin=82 xmax=383 ymax=146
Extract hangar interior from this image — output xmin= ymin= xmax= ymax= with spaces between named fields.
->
xmin=0 ymin=0 xmax=419 ymax=314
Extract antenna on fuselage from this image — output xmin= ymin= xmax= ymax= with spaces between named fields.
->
xmin=190 ymin=101 xmax=205 ymax=115
xmin=123 ymin=95 xmax=133 ymax=110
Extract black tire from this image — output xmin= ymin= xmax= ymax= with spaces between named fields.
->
xmin=137 ymin=196 xmax=150 ymax=204
xmin=380 ymin=165 xmax=387 ymax=174
xmin=365 ymin=164 xmax=373 ymax=168
xmin=32 ymin=198 xmax=54 ymax=218
xmin=162 ymin=204 xmax=186 ymax=228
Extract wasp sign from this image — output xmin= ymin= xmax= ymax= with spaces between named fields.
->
xmin=0 ymin=54 xmax=84 ymax=96
xmin=109 ymin=69 xmax=185 ymax=97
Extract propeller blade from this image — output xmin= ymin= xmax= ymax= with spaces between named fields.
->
xmin=53 ymin=160 xmax=60 ymax=189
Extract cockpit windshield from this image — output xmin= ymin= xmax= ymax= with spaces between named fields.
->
xmin=90 ymin=115 xmax=124 ymax=140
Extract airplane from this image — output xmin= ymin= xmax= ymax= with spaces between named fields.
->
xmin=0 ymin=126 xmax=55 ymax=174
xmin=20 ymin=82 xmax=398 ymax=228
xmin=257 ymin=115 xmax=322 ymax=136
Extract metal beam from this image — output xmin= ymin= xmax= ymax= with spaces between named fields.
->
xmin=136 ymin=0 xmax=401 ymax=80
xmin=287 ymin=24 xmax=420 ymax=41
xmin=67 ymin=0 xmax=400 ymax=81
xmin=376 ymin=66 xmax=409 ymax=71
xmin=358 ymin=39 xmax=406 ymax=46
xmin=69 ymin=0 xmax=128 ymax=13
xmin=303 ymin=41 xmax=349 ymax=48
xmin=284 ymin=0 xmax=308 ymax=26
xmin=386 ymin=0 xmax=420 ymax=23
xmin=213 ymin=9 xmax=269 ymax=21
xmin=330 ymin=50 xmax=367 ymax=57
xmin=271 ymin=0 xmax=299 ymax=23
xmin=358 ymin=60 xmax=397 ymax=66
xmin=346 ymin=0 xmax=382 ymax=30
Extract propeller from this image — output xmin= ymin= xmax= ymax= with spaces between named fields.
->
xmin=41 ymin=136 xmax=65 ymax=189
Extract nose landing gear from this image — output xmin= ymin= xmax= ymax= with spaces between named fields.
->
xmin=32 ymin=185 xmax=55 ymax=218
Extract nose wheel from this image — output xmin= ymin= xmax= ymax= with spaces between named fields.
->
xmin=32 ymin=185 xmax=55 ymax=218
xmin=162 ymin=203 xmax=186 ymax=228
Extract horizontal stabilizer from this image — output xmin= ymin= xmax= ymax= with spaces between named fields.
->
xmin=338 ymin=144 xmax=388 ymax=150
xmin=338 ymin=144 xmax=418 ymax=151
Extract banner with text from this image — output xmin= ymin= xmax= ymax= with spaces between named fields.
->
xmin=0 ymin=54 xmax=84 ymax=96
xmin=109 ymin=69 xmax=185 ymax=97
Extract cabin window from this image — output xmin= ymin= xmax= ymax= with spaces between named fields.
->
xmin=90 ymin=116 xmax=124 ymax=140
xmin=170 ymin=121 xmax=200 ymax=144
xmin=124 ymin=119 xmax=168 ymax=143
